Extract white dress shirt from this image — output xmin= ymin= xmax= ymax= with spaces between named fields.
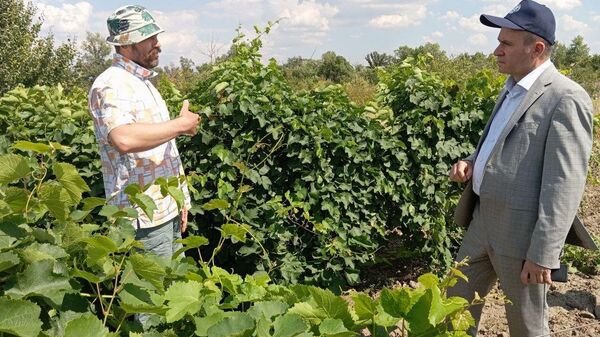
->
xmin=472 ymin=59 xmax=554 ymax=195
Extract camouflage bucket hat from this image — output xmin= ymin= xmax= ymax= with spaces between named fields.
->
xmin=106 ymin=5 xmax=164 ymax=46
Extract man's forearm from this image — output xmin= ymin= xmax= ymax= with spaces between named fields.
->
xmin=108 ymin=118 xmax=186 ymax=153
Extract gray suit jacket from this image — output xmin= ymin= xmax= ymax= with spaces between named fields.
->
xmin=454 ymin=66 xmax=596 ymax=269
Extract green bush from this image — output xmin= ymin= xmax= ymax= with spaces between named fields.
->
xmin=179 ymin=30 xmax=503 ymax=285
xmin=185 ymin=29 xmax=390 ymax=285
xmin=0 ymin=27 xmax=503 ymax=287
xmin=0 ymin=85 xmax=103 ymax=196
xmin=374 ymin=57 xmax=504 ymax=267
xmin=0 ymin=143 xmax=475 ymax=336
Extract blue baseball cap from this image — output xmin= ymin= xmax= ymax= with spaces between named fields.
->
xmin=480 ymin=0 xmax=556 ymax=45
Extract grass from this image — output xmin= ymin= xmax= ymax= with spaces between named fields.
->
xmin=594 ymin=98 xmax=599 ymax=115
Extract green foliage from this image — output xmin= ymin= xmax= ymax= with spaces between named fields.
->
xmin=392 ymin=44 xmax=499 ymax=86
xmin=0 ymin=0 xmax=77 ymax=95
xmin=0 ymin=298 xmax=42 ymax=337
xmin=342 ymin=74 xmax=377 ymax=107
xmin=318 ymin=51 xmax=354 ymax=84
xmin=178 ymin=27 xmax=504 ymax=285
xmin=158 ymin=57 xmax=215 ymax=98
xmin=373 ymin=55 xmax=504 ymax=267
xmin=74 ymin=32 xmax=113 ymax=88
xmin=394 ymin=43 xmax=448 ymax=65
xmin=0 ymin=24 xmax=503 ymax=286
xmin=0 ymin=141 xmax=474 ymax=336
xmin=553 ymin=36 xmax=600 ymax=98
xmin=155 ymin=76 xmax=185 ymax=119
xmin=282 ymin=57 xmax=321 ymax=80
xmin=562 ymin=236 xmax=600 ymax=275
xmin=185 ymin=28 xmax=392 ymax=285
xmin=281 ymin=57 xmax=326 ymax=92
xmin=280 ymin=52 xmax=356 ymax=87
xmin=0 ymin=85 xmax=103 ymax=196
xmin=565 ymin=35 xmax=590 ymax=67
xmin=365 ymin=52 xmax=394 ymax=69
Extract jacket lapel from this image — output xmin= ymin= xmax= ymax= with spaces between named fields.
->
xmin=473 ymin=88 xmax=509 ymax=157
xmin=488 ymin=66 xmax=557 ymax=158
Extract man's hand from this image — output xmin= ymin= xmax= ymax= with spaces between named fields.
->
xmin=178 ymin=100 xmax=200 ymax=136
xmin=521 ymin=260 xmax=552 ymax=285
xmin=181 ymin=207 xmax=188 ymax=233
xmin=449 ymin=160 xmax=473 ymax=182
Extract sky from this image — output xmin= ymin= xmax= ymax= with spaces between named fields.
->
xmin=30 ymin=0 xmax=600 ymax=67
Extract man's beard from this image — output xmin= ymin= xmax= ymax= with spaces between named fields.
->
xmin=140 ymin=48 xmax=161 ymax=69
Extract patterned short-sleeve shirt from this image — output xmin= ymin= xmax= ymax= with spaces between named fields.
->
xmin=88 ymin=53 xmax=191 ymax=229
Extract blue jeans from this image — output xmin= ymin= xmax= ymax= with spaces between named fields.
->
xmin=134 ymin=216 xmax=183 ymax=259
xmin=134 ymin=216 xmax=183 ymax=329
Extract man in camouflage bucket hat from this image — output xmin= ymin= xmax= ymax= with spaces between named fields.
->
xmin=88 ymin=6 xmax=200 ymax=329
xmin=106 ymin=5 xmax=164 ymax=46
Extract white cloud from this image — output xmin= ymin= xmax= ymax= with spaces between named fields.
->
xmin=35 ymin=1 xmax=93 ymax=36
xmin=149 ymin=9 xmax=231 ymax=64
xmin=268 ymin=0 xmax=339 ymax=46
xmin=154 ymin=10 xmax=202 ymax=32
xmin=441 ymin=11 xmax=459 ymax=20
xmin=479 ymin=0 xmax=582 ymax=15
xmin=481 ymin=3 xmax=514 ymax=17
xmin=468 ymin=33 xmax=488 ymax=46
xmin=593 ymin=15 xmax=600 ymax=23
xmin=423 ymin=31 xmax=443 ymax=43
xmin=190 ymin=0 xmax=341 ymax=60
xmin=275 ymin=0 xmax=339 ymax=31
xmin=368 ymin=5 xmax=427 ymax=28
xmin=204 ymin=0 xmax=264 ymax=18
xmin=458 ymin=15 xmax=487 ymax=33
xmin=351 ymin=2 xmax=429 ymax=11
xmin=542 ymin=0 xmax=582 ymax=10
xmin=158 ymin=32 xmax=229 ymax=65
xmin=205 ymin=0 xmax=339 ymax=33
xmin=369 ymin=14 xmax=413 ymax=28
xmin=561 ymin=14 xmax=589 ymax=32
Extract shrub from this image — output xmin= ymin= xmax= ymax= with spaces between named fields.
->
xmin=0 ymin=85 xmax=102 ymax=196
xmin=0 ymin=142 xmax=474 ymax=336
xmin=180 ymin=30 xmax=503 ymax=284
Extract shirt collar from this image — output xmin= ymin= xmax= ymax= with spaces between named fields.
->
xmin=112 ymin=53 xmax=157 ymax=80
xmin=505 ymin=59 xmax=554 ymax=93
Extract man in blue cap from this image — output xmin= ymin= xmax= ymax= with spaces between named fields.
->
xmin=449 ymin=0 xmax=595 ymax=335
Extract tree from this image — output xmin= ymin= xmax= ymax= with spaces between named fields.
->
xmin=365 ymin=51 xmax=393 ymax=68
xmin=74 ymin=32 xmax=112 ymax=88
xmin=551 ymin=41 xmax=568 ymax=68
xmin=394 ymin=43 xmax=447 ymax=64
xmin=282 ymin=57 xmax=320 ymax=79
xmin=394 ymin=46 xmax=413 ymax=63
xmin=158 ymin=57 xmax=204 ymax=94
xmin=318 ymin=51 xmax=353 ymax=83
xmin=199 ymin=36 xmax=225 ymax=64
xmin=413 ymin=43 xmax=447 ymax=61
xmin=0 ymin=0 xmax=77 ymax=94
xmin=565 ymin=35 xmax=590 ymax=66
